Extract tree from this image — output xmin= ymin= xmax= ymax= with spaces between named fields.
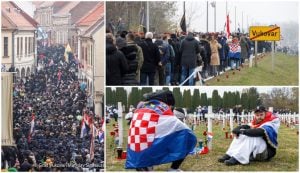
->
xmin=115 ymin=88 xmax=127 ymax=110
xmin=140 ymin=87 xmax=153 ymax=99
xmin=192 ymin=89 xmax=201 ymax=110
xmin=106 ymin=88 xmax=113 ymax=105
xmin=128 ymin=87 xmax=140 ymax=108
xmin=173 ymin=88 xmax=182 ymax=107
xmin=106 ymin=2 xmax=177 ymax=33
xmin=227 ymin=92 xmax=235 ymax=108
xmin=222 ymin=91 xmax=229 ymax=109
xmin=234 ymin=91 xmax=241 ymax=106
xmin=241 ymin=92 xmax=249 ymax=110
xmin=200 ymin=93 xmax=208 ymax=106
xmin=248 ymin=87 xmax=260 ymax=111
xmin=183 ymin=89 xmax=192 ymax=112
xmin=211 ymin=90 xmax=219 ymax=109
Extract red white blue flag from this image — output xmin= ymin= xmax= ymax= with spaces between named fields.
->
xmin=125 ymin=100 xmax=197 ymax=169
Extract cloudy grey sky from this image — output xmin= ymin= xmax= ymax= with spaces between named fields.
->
xmin=177 ymin=0 xmax=299 ymax=32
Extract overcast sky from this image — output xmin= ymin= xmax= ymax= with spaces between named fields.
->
xmin=176 ymin=0 xmax=299 ymax=32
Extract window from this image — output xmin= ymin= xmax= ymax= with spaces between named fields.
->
xmin=17 ymin=37 xmax=19 ymax=56
xmin=28 ymin=37 xmax=31 ymax=55
xmin=3 ymin=37 xmax=8 ymax=57
xmin=25 ymin=37 xmax=27 ymax=56
xmin=91 ymin=44 xmax=94 ymax=66
xmin=20 ymin=37 xmax=23 ymax=56
xmin=85 ymin=47 xmax=88 ymax=62
xmin=32 ymin=37 xmax=35 ymax=54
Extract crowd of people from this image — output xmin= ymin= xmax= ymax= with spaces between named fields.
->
xmin=106 ymin=29 xmax=256 ymax=86
xmin=2 ymin=45 xmax=104 ymax=171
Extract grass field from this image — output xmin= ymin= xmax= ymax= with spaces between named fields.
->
xmin=206 ymin=53 xmax=299 ymax=86
xmin=106 ymin=116 xmax=299 ymax=171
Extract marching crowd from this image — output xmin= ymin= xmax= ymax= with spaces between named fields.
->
xmin=2 ymin=45 xmax=104 ymax=171
xmin=106 ymin=30 xmax=256 ymax=86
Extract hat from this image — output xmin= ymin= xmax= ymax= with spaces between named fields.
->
xmin=116 ymin=37 xmax=127 ymax=49
xmin=143 ymin=90 xmax=175 ymax=106
xmin=255 ymin=106 xmax=266 ymax=113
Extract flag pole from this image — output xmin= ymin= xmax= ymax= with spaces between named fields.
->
xmin=214 ymin=2 xmax=216 ymax=32
xmin=146 ymin=1 xmax=149 ymax=32
xmin=235 ymin=6 xmax=236 ymax=32
xmin=184 ymin=1 xmax=185 ymax=31
xmin=206 ymin=1 xmax=208 ymax=33
xmin=226 ymin=0 xmax=228 ymax=16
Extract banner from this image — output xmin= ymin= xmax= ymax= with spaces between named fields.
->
xmin=180 ymin=12 xmax=186 ymax=33
xmin=1 ymin=72 xmax=14 ymax=146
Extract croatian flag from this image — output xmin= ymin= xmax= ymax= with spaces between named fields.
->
xmin=251 ymin=112 xmax=280 ymax=148
xmin=125 ymin=100 xmax=197 ymax=169
xmin=207 ymin=132 xmax=213 ymax=142
xmin=80 ymin=113 xmax=91 ymax=138
xmin=228 ymin=42 xmax=241 ymax=59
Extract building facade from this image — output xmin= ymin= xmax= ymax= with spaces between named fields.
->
xmin=2 ymin=2 xmax=37 ymax=78
xmin=34 ymin=2 xmax=100 ymax=52
xmin=76 ymin=2 xmax=104 ymax=117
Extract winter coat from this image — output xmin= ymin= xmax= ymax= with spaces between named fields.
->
xmin=199 ymin=39 xmax=211 ymax=65
xmin=240 ymin=36 xmax=249 ymax=60
xmin=168 ymin=38 xmax=180 ymax=66
xmin=180 ymin=34 xmax=200 ymax=68
xmin=218 ymin=36 xmax=227 ymax=60
xmin=154 ymin=39 xmax=170 ymax=65
xmin=138 ymin=38 xmax=160 ymax=73
xmin=210 ymin=40 xmax=221 ymax=65
xmin=119 ymin=42 xmax=144 ymax=85
xmin=106 ymin=43 xmax=128 ymax=85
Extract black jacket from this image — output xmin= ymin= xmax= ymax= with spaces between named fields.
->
xmin=180 ymin=34 xmax=200 ymax=68
xmin=138 ymin=38 xmax=161 ymax=73
xmin=119 ymin=45 xmax=139 ymax=85
xmin=106 ymin=43 xmax=128 ymax=85
xmin=199 ymin=39 xmax=211 ymax=65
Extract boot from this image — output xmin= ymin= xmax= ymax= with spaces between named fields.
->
xmin=218 ymin=154 xmax=231 ymax=163
xmin=224 ymin=157 xmax=240 ymax=166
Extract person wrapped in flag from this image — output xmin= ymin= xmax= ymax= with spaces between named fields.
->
xmin=125 ymin=90 xmax=197 ymax=171
xmin=218 ymin=106 xmax=280 ymax=166
xmin=228 ymin=36 xmax=241 ymax=70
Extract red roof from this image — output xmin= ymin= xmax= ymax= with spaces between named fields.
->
xmin=1 ymin=1 xmax=37 ymax=30
xmin=2 ymin=11 xmax=17 ymax=29
xmin=76 ymin=2 xmax=104 ymax=27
